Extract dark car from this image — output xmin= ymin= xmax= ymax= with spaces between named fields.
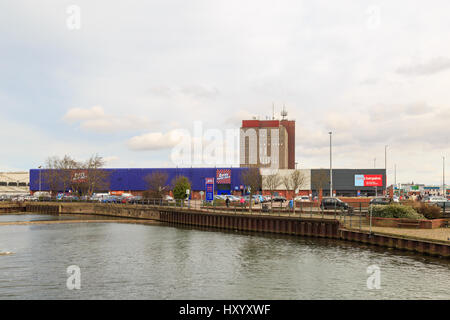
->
xmin=320 ymin=197 xmax=349 ymax=210
xmin=272 ymin=196 xmax=287 ymax=202
xmin=369 ymin=197 xmax=392 ymax=205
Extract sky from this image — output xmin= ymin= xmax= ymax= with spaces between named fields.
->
xmin=0 ymin=0 xmax=449 ymax=185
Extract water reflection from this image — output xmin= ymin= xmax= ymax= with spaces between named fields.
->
xmin=0 ymin=219 xmax=448 ymax=299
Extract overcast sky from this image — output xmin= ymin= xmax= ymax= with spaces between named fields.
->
xmin=1 ymin=0 xmax=449 ymax=185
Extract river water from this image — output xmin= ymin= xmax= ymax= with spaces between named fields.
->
xmin=0 ymin=214 xmax=449 ymax=299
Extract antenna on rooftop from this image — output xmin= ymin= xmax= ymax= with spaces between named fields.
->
xmin=272 ymin=103 xmax=275 ymax=120
xmin=281 ymin=104 xmax=288 ymax=120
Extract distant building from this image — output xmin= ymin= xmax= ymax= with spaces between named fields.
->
xmin=0 ymin=172 xmax=29 ymax=195
xmin=240 ymin=119 xmax=295 ymax=169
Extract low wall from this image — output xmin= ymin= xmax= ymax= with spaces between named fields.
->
xmin=339 ymin=229 xmax=449 ymax=257
xmin=26 ymin=202 xmax=161 ymax=220
xmin=159 ymin=209 xmax=341 ymax=239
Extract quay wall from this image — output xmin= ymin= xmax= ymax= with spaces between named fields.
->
xmin=6 ymin=202 xmax=450 ymax=258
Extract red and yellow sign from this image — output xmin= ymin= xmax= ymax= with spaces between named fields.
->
xmin=216 ymin=169 xmax=231 ymax=184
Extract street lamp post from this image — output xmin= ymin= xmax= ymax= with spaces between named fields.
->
xmin=38 ymin=165 xmax=42 ymax=194
xmin=443 ymin=157 xmax=446 ymax=198
xmin=329 ymin=132 xmax=333 ymax=198
xmin=385 ymin=145 xmax=388 ymax=196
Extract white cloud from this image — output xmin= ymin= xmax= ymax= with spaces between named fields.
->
xmin=103 ymin=156 xmax=119 ymax=164
xmin=63 ymin=106 xmax=105 ymax=122
xmin=396 ymin=57 xmax=450 ymax=76
xmin=127 ymin=130 xmax=184 ymax=151
xmin=63 ymin=106 xmax=154 ymax=133
xmin=2 ymin=1 xmax=450 ymax=184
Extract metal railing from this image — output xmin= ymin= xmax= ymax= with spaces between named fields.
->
xmin=6 ymin=197 xmax=450 ymax=229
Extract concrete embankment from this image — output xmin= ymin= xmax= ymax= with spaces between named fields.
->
xmin=4 ymin=202 xmax=450 ymax=258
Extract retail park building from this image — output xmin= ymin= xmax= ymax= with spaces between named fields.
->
xmin=27 ymin=117 xmax=394 ymax=198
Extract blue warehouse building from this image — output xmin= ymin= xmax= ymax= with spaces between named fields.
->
xmin=29 ymin=167 xmax=250 ymax=198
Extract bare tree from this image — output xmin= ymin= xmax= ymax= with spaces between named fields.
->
xmin=42 ymin=155 xmax=79 ymax=196
xmin=42 ymin=154 xmax=110 ymax=197
xmin=241 ymin=168 xmax=262 ymax=212
xmin=290 ymin=170 xmax=307 ymax=197
xmin=282 ymin=170 xmax=307 ymax=213
xmin=42 ymin=156 xmax=61 ymax=196
xmin=83 ymin=154 xmax=110 ymax=196
xmin=312 ymin=170 xmax=330 ymax=198
xmin=264 ymin=170 xmax=281 ymax=210
xmin=60 ymin=155 xmax=80 ymax=195
xmin=143 ymin=171 xmax=169 ymax=199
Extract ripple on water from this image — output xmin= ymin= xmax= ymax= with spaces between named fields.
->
xmin=0 ymin=222 xmax=448 ymax=299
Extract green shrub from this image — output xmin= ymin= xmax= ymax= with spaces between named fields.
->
xmin=412 ymin=203 xmax=442 ymax=219
xmin=370 ymin=204 xmax=425 ymax=220
xmin=172 ymin=176 xmax=191 ymax=200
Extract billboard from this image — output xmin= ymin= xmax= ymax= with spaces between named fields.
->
xmin=216 ymin=169 xmax=231 ymax=184
xmin=205 ymin=178 xmax=214 ymax=201
xmin=71 ymin=170 xmax=88 ymax=183
xmin=354 ymin=174 xmax=383 ymax=187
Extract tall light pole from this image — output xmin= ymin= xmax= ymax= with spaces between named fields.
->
xmin=443 ymin=157 xmax=446 ymax=197
xmin=385 ymin=145 xmax=388 ymax=196
xmin=38 ymin=165 xmax=42 ymax=194
xmin=394 ymin=164 xmax=397 ymax=186
xmin=329 ymin=132 xmax=333 ymax=197
xmin=374 ymin=158 xmax=376 ymax=168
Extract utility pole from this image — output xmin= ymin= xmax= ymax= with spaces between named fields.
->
xmin=394 ymin=164 xmax=397 ymax=186
xmin=385 ymin=145 xmax=388 ymax=196
xmin=329 ymin=132 xmax=333 ymax=198
xmin=443 ymin=156 xmax=446 ymax=198
xmin=38 ymin=165 xmax=42 ymax=194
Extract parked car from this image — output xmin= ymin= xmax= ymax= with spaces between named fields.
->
xmin=164 ymin=195 xmax=174 ymax=202
xmin=369 ymin=197 xmax=392 ymax=205
xmin=243 ymin=195 xmax=259 ymax=204
xmin=224 ymin=195 xmax=240 ymax=202
xmin=57 ymin=195 xmax=79 ymax=201
xmin=24 ymin=195 xmax=39 ymax=202
xmin=272 ymin=196 xmax=287 ymax=202
xmin=254 ymin=195 xmax=265 ymax=203
xmin=101 ymin=196 xmax=120 ymax=203
xmin=320 ymin=197 xmax=350 ymax=210
xmin=426 ymin=197 xmax=450 ymax=208
xmin=294 ymin=196 xmax=310 ymax=202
